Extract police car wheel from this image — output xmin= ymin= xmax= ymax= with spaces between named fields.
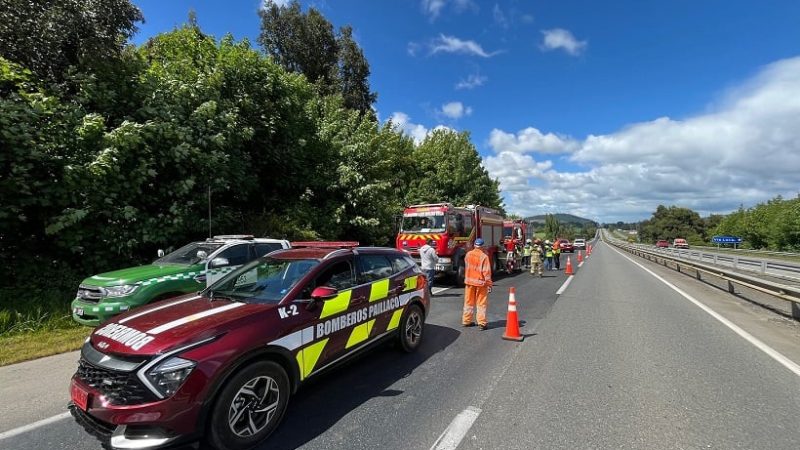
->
xmin=398 ymin=304 xmax=424 ymax=353
xmin=207 ymin=361 xmax=289 ymax=450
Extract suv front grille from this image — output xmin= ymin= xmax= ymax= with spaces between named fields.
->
xmin=76 ymin=359 xmax=157 ymax=405
xmin=77 ymin=284 xmax=104 ymax=303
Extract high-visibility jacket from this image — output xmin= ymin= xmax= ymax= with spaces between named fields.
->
xmin=464 ymin=248 xmax=492 ymax=287
xmin=545 ymin=247 xmax=554 ymax=258
xmin=523 ymin=245 xmax=532 ymax=256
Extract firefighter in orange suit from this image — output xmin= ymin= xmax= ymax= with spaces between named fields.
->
xmin=463 ymin=238 xmax=493 ymax=330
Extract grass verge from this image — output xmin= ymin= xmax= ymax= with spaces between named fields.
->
xmin=0 ymin=325 xmax=92 ymax=366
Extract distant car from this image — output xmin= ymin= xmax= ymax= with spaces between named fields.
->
xmin=655 ymin=240 xmax=669 ymax=248
xmin=555 ymin=239 xmax=574 ymax=253
xmin=573 ymin=238 xmax=586 ymax=250
xmin=673 ymin=238 xmax=689 ymax=249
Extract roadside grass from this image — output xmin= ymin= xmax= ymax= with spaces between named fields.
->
xmin=0 ymin=325 xmax=91 ymax=366
xmin=0 ymin=282 xmax=91 ymax=366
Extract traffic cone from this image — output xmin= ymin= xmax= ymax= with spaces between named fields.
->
xmin=565 ymin=256 xmax=574 ymax=275
xmin=502 ymin=287 xmax=523 ymax=341
xmin=588 ymin=244 xmax=592 ymax=256
xmin=577 ymin=250 xmax=583 ymax=263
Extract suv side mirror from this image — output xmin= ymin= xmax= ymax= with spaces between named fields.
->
xmin=310 ymin=286 xmax=338 ymax=301
xmin=157 ymin=249 xmax=165 ymax=258
xmin=210 ymin=257 xmax=229 ymax=268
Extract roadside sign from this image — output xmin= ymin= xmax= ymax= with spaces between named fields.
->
xmin=712 ymin=235 xmax=742 ymax=244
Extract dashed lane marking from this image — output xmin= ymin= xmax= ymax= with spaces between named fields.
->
xmin=430 ymin=406 xmax=482 ymax=450
xmin=0 ymin=411 xmax=71 ymax=441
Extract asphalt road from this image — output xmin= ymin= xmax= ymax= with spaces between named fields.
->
xmin=2 ymin=244 xmax=799 ymax=449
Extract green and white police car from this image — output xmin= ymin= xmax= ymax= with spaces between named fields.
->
xmin=71 ymin=235 xmax=290 ymax=326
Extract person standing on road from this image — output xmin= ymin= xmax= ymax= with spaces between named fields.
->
xmin=530 ymin=239 xmax=543 ymax=277
xmin=544 ymin=240 xmax=554 ymax=271
xmin=553 ymin=241 xmax=561 ymax=270
xmin=523 ymin=239 xmax=532 ymax=268
xmin=463 ymin=238 xmax=493 ymax=330
xmin=420 ymin=238 xmax=438 ymax=296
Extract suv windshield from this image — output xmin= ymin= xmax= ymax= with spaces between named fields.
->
xmin=210 ymin=257 xmax=320 ymax=304
xmin=154 ymin=242 xmax=224 ymax=265
xmin=401 ymin=214 xmax=446 ymax=232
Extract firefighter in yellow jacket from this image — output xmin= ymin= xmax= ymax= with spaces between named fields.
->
xmin=463 ymin=238 xmax=493 ymax=330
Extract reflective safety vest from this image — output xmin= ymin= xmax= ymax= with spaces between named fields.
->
xmin=545 ymin=247 xmax=554 ymax=258
xmin=464 ymin=248 xmax=492 ymax=287
xmin=523 ymin=245 xmax=532 ymax=256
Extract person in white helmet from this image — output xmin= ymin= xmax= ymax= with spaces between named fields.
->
xmin=522 ymin=238 xmax=533 ymax=268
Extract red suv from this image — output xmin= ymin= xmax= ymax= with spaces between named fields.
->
xmin=555 ymin=239 xmax=574 ymax=253
xmin=655 ymin=240 xmax=669 ymax=248
xmin=69 ymin=243 xmax=429 ymax=449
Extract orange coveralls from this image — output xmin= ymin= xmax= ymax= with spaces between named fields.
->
xmin=463 ymin=247 xmax=493 ymax=327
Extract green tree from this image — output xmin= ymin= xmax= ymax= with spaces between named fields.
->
xmin=404 ymin=129 xmax=504 ymax=211
xmin=337 ymin=25 xmax=377 ymax=114
xmin=0 ymin=0 xmax=143 ymax=83
xmin=258 ymin=0 xmax=339 ymax=93
xmin=639 ymin=205 xmax=704 ymax=244
xmin=544 ymin=214 xmax=561 ymax=239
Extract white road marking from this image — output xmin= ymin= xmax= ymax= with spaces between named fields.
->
xmin=432 ymin=287 xmax=450 ymax=295
xmin=430 ymin=406 xmax=482 ymax=450
xmin=0 ymin=412 xmax=71 ymax=441
xmin=610 ymin=245 xmax=800 ymax=378
xmin=556 ymin=276 xmax=574 ymax=295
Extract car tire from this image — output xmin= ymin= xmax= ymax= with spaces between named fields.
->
xmin=206 ymin=361 xmax=290 ymax=450
xmin=397 ymin=304 xmax=424 ymax=353
xmin=455 ymin=261 xmax=465 ymax=287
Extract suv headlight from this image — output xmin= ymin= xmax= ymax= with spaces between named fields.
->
xmin=144 ymin=356 xmax=196 ymax=397
xmin=104 ymin=284 xmax=140 ymax=297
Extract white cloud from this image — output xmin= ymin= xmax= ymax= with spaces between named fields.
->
xmin=484 ymin=57 xmax=800 ymax=222
xmin=389 ymin=112 xmax=454 ymax=144
xmin=455 ymin=73 xmax=488 ymax=90
xmin=540 ymin=28 xmax=587 ymax=56
xmin=439 ymin=101 xmax=472 ymax=119
xmin=489 ymin=127 xmax=579 ymax=154
xmin=493 ymin=4 xmax=508 ymax=28
xmin=430 ymin=34 xmax=498 ymax=58
xmin=262 ymin=0 xmax=290 ymax=9
xmin=421 ymin=0 xmax=478 ymax=20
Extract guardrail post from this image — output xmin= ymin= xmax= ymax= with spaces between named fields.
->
xmin=713 ymin=254 xmax=718 ymax=265
xmin=793 ymin=302 xmax=800 ymax=321
xmin=727 ymin=280 xmax=735 ymax=294
xmin=760 ymin=261 xmax=767 ymax=274
xmin=696 ymin=270 xmax=701 ymax=281
xmin=733 ymin=256 xmax=738 ymax=269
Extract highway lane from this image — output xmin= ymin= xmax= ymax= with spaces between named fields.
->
xmin=464 ymin=242 xmax=800 ymax=449
xmin=0 ymin=265 xmax=568 ymax=450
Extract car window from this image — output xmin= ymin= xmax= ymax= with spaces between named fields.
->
xmin=215 ymin=244 xmax=251 ymax=266
xmin=298 ymin=260 xmax=355 ymax=299
xmin=388 ymin=254 xmax=414 ymax=273
xmin=155 ymin=242 xmax=223 ymax=265
xmin=212 ymin=257 xmax=319 ymax=304
xmin=254 ymin=243 xmax=284 ymax=258
xmin=359 ymin=255 xmax=393 ymax=283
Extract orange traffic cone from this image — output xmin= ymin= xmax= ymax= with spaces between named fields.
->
xmin=502 ymin=287 xmax=523 ymax=341
xmin=565 ymin=256 xmax=574 ymax=275
xmin=588 ymin=244 xmax=592 ymax=256
xmin=577 ymin=250 xmax=583 ymax=263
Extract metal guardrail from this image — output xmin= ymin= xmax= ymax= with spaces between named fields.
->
xmin=604 ymin=236 xmax=800 ymax=319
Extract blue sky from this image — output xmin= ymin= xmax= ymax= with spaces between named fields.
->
xmin=132 ymin=0 xmax=800 ymax=223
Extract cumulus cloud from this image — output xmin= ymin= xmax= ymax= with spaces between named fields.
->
xmin=489 ymin=127 xmax=579 ymax=154
xmin=439 ymin=101 xmax=472 ymax=119
xmin=540 ymin=28 xmax=587 ymax=56
xmin=430 ymin=34 xmax=498 ymax=58
xmin=389 ymin=112 xmax=454 ymax=144
xmin=262 ymin=0 xmax=290 ymax=9
xmin=485 ymin=57 xmax=800 ymax=222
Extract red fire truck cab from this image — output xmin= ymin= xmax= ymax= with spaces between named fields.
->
xmin=396 ymin=203 xmax=504 ymax=285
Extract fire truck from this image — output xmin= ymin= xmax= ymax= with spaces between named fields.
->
xmin=502 ymin=219 xmax=527 ymax=273
xmin=396 ymin=203 xmax=504 ymax=285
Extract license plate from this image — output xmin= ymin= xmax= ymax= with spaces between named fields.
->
xmin=70 ymin=380 xmax=89 ymax=411
xmin=74 ymin=308 xmax=84 ymax=317
xmin=435 ymin=265 xmax=446 ymax=272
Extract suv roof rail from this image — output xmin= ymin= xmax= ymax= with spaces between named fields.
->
xmin=290 ymin=241 xmax=360 ymax=249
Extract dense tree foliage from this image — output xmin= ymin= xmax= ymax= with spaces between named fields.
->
xmin=0 ymin=0 xmax=143 ymax=83
xmin=0 ymin=3 xmax=503 ymax=305
xmin=712 ymin=195 xmax=800 ymax=250
xmin=258 ymin=0 xmax=376 ymax=114
xmin=638 ymin=205 xmax=706 ymax=244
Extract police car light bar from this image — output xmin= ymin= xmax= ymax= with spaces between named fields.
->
xmin=291 ymin=241 xmax=360 ymax=248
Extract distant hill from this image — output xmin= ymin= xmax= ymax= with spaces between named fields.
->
xmin=524 ymin=213 xmax=597 ymax=227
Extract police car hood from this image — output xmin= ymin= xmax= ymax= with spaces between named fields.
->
xmin=90 ymin=294 xmax=271 ymax=356
xmin=83 ymin=263 xmax=198 ymax=287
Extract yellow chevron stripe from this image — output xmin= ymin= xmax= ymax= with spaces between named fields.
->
xmin=345 ymin=319 xmax=375 ymax=349
xmin=369 ymin=278 xmax=390 ymax=302
xmin=403 ymin=276 xmax=418 ymax=292
xmin=295 ymin=338 xmax=328 ymax=380
xmin=387 ymin=309 xmax=403 ymax=331
xmin=319 ymin=289 xmax=352 ymax=319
